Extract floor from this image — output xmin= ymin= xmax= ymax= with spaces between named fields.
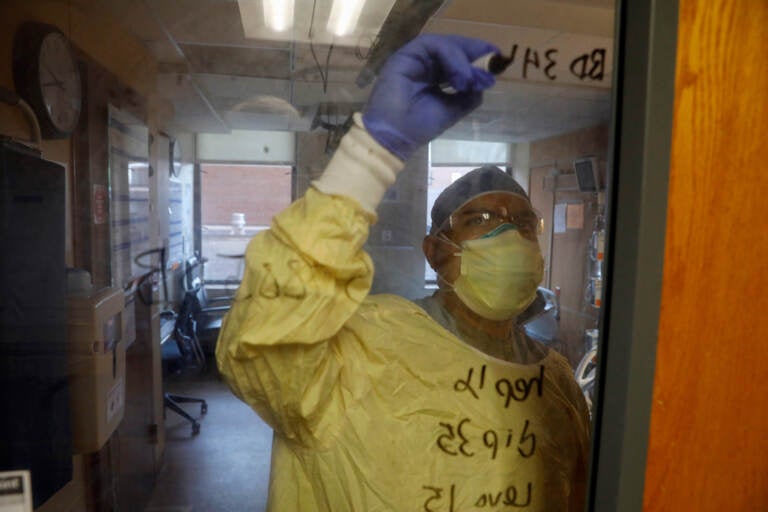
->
xmin=144 ymin=365 xmax=273 ymax=512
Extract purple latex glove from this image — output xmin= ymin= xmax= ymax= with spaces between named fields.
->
xmin=362 ymin=34 xmax=500 ymax=161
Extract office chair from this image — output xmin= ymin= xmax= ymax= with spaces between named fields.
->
xmin=182 ymin=255 xmax=233 ymax=355
xmin=162 ymin=288 xmax=208 ymax=435
xmin=161 ymin=256 xmax=231 ymax=435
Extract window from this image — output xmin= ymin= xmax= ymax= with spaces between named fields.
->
xmin=200 ymin=163 xmax=292 ymax=289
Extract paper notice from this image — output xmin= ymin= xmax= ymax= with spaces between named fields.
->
xmin=566 ymin=203 xmax=584 ymax=229
xmin=554 ymin=204 xmax=567 ymax=234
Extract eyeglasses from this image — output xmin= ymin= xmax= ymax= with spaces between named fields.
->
xmin=444 ymin=207 xmax=543 ymax=240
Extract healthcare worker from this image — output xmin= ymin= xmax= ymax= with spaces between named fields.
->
xmin=216 ymin=34 xmax=590 ymax=512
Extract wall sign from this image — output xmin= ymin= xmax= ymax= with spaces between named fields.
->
xmin=0 ymin=471 xmax=32 ymax=512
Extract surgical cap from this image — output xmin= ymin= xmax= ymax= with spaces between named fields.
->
xmin=430 ymin=165 xmax=529 ymax=234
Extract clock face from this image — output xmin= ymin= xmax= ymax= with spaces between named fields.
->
xmin=37 ymin=31 xmax=82 ymax=135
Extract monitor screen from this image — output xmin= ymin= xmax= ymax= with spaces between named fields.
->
xmin=574 ymin=157 xmax=600 ymax=192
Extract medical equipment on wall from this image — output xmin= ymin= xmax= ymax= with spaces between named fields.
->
xmin=575 ymin=157 xmax=606 ymax=416
xmin=131 ymin=246 xmax=169 ymax=307
xmin=576 ymin=196 xmax=605 ymax=415
xmin=585 ymin=192 xmax=606 ymax=309
xmin=66 ymin=271 xmax=126 ymax=453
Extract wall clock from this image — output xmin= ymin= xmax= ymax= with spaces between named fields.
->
xmin=13 ymin=22 xmax=83 ymax=139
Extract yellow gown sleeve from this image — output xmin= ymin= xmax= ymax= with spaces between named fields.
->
xmin=215 ymin=187 xmax=376 ymax=446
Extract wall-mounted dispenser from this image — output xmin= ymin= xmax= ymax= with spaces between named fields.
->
xmin=66 ymin=271 xmax=126 ymax=453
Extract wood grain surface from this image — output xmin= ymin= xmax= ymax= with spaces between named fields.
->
xmin=643 ymin=0 xmax=768 ymax=509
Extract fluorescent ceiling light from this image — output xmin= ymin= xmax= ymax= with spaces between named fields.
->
xmin=327 ymin=0 xmax=367 ymax=37
xmin=263 ymin=0 xmax=295 ymax=32
xmin=239 ymin=0 xmax=392 ymax=44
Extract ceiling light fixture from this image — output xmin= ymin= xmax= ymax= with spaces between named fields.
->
xmin=327 ymin=0 xmax=367 ymax=37
xmin=263 ymin=0 xmax=295 ymax=32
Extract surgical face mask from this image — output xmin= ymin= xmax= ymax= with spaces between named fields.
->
xmin=439 ymin=225 xmax=544 ymax=321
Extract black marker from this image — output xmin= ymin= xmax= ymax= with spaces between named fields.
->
xmin=440 ymin=51 xmax=513 ymax=94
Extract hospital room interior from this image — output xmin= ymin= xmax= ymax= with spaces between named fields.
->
xmin=1 ymin=0 xmax=764 ymax=511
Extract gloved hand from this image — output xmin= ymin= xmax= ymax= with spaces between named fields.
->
xmin=362 ymin=34 xmax=500 ymax=161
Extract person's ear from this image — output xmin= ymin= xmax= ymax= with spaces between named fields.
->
xmin=423 ymin=234 xmax=452 ymax=271
xmin=423 ymin=235 xmax=438 ymax=271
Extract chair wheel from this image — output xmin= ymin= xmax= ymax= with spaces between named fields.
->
xmin=201 ymin=403 xmax=208 ymax=415
xmin=192 ymin=422 xmax=201 ymax=435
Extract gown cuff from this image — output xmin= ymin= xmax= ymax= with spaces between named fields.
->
xmin=312 ymin=113 xmax=405 ymax=215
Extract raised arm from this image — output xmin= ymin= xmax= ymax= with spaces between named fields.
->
xmin=215 ymin=34 xmax=498 ymax=445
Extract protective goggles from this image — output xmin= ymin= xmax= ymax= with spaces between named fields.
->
xmin=440 ymin=205 xmax=543 ymax=241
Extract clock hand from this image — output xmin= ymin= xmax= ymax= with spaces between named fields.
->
xmin=42 ymin=62 xmax=66 ymax=91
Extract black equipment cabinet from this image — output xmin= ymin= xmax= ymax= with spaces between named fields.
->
xmin=0 ymin=139 xmax=72 ymax=507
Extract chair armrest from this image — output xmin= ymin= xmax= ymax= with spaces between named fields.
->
xmin=207 ymin=296 xmax=235 ymax=304
xmin=199 ymin=305 xmax=231 ymax=314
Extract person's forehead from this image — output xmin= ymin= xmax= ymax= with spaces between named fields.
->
xmin=453 ymin=191 xmax=531 ymax=215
